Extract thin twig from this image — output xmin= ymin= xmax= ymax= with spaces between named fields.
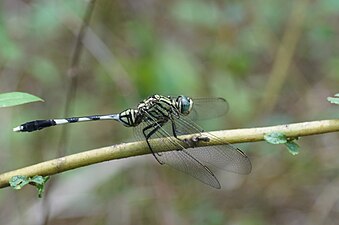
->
xmin=59 ymin=0 xmax=97 ymax=156
xmin=260 ymin=0 xmax=309 ymax=112
xmin=42 ymin=1 xmax=97 ymax=224
xmin=1 ymin=119 xmax=339 ymax=189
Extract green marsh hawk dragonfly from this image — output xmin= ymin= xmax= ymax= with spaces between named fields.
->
xmin=13 ymin=95 xmax=251 ymax=188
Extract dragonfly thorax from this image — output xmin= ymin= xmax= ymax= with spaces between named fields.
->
xmin=118 ymin=95 xmax=194 ymax=127
xmin=118 ymin=109 xmax=141 ymax=127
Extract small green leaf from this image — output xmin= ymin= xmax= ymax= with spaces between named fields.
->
xmin=30 ymin=176 xmax=50 ymax=198
xmin=30 ymin=175 xmax=49 ymax=185
xmin=264 ymin=132 xmax=288 ymax=144
xmin=9 ymin=175 xmax=50 ymax=198
xmin=9 ymin=175 xmax=30 ymax=190
xmin=0 ymin=92 xmax=43 ymax=108
xmin=284 ymin=141 xmax=300 ymax=155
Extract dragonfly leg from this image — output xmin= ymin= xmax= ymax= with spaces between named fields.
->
xmin=170 ymin=119 xmax=179 ymax=138
xmin=142 ymin=121 xmax=166 ymax=165
xmin=169 ymin=118 xmax=211 ymax=147
xmin=169 ymin=119 xmax=192 ymax=148
xmin=168 ymin=118 xmax=203 ymax=147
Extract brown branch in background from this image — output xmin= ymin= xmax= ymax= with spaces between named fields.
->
xmin=62 ymin=11 xmax=137 ymax=99
xmin=42 ymin=1 xmax=97 ymax=225
xmin=260 ymin=0 xmax=309 ymax=112
xmin=1 ymin=119 xmax=338 ymax=189
xmin=59 ymin=0 xmax=97 ymax=156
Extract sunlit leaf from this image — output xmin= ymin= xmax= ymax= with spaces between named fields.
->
xmin=264 ymin=132 xmax=288 ymax=144
xmin=0 ymin=92 xmax=43 ymax=108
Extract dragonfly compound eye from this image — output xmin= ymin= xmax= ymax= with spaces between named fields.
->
xmin=178 ymin=96 xmax=193 ymax=115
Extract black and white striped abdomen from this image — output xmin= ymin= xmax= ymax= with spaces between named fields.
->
xmin=13 ymin=114 xmax=121 ymax=132
xmin=52 ymin=115 xmax=118 ymax=125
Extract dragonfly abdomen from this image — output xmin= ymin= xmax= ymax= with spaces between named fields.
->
xmin=13 ymin=119 xmax=57 ymax=132
xmin=13 ymin=114 xmax=121 ymax=132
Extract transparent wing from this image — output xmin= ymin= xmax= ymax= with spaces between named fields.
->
xmin=133 ymin=117 xmax=221 ymax=189
xmin=133 ymin=106 xmax=251 ymax=188
xmin=172 ymin=116 xmax=252 ymax=174
xmin=185 ymin=138 xmax=252 ymax=175
xmin=150 ymin=127 xmax=221 ymax=189
xmin=189 ymin=97 xmax=229 ymax=121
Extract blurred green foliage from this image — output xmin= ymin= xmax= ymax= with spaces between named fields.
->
xmin=0 ymin=0 xmax=339 ymax=224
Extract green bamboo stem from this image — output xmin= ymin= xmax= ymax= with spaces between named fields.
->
xmin=1 ymin=119 xmax=339 ymax=189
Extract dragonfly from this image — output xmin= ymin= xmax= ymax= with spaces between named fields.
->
xmin=13 ymin=95 xmax=251 ymax=189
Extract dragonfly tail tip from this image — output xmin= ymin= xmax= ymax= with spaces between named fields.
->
xmin=13 ymin=126 xmax=22 ymax=132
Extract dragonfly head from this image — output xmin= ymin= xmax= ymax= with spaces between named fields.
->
xmin=177 ymin=95 xmax=193 ymax=115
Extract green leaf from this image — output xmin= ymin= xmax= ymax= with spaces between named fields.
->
xmin=0 ymin=92 xmax=43 ymax=108
xmin=264 ymin=132 xmax=288 ymax=144
xmin=30 ymin=176 xmax=50 ymax=198
xmin=284 ymin=141 xmax=300 ymax=155
xmin=9 ymin=175 xmax=30 ymax=190
xmin=9 ymin=175 xmax=50 ymax=198
xmin=327 ymin=93 xmax=339 ymax=105
xmin=30 ymin=175 xmax=49 ymax=185
xmin=327 ymin=97 xmax=339 ymax=104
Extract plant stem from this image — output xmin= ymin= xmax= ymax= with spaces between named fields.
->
xmin=1 ymin=119 xmax=339 ymax=189
xmin=261 ymin=0 xmax=309 ymax=112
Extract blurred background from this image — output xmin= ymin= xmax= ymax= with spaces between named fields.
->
xmin=0 ymin=0 xmax=339 ymax=224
